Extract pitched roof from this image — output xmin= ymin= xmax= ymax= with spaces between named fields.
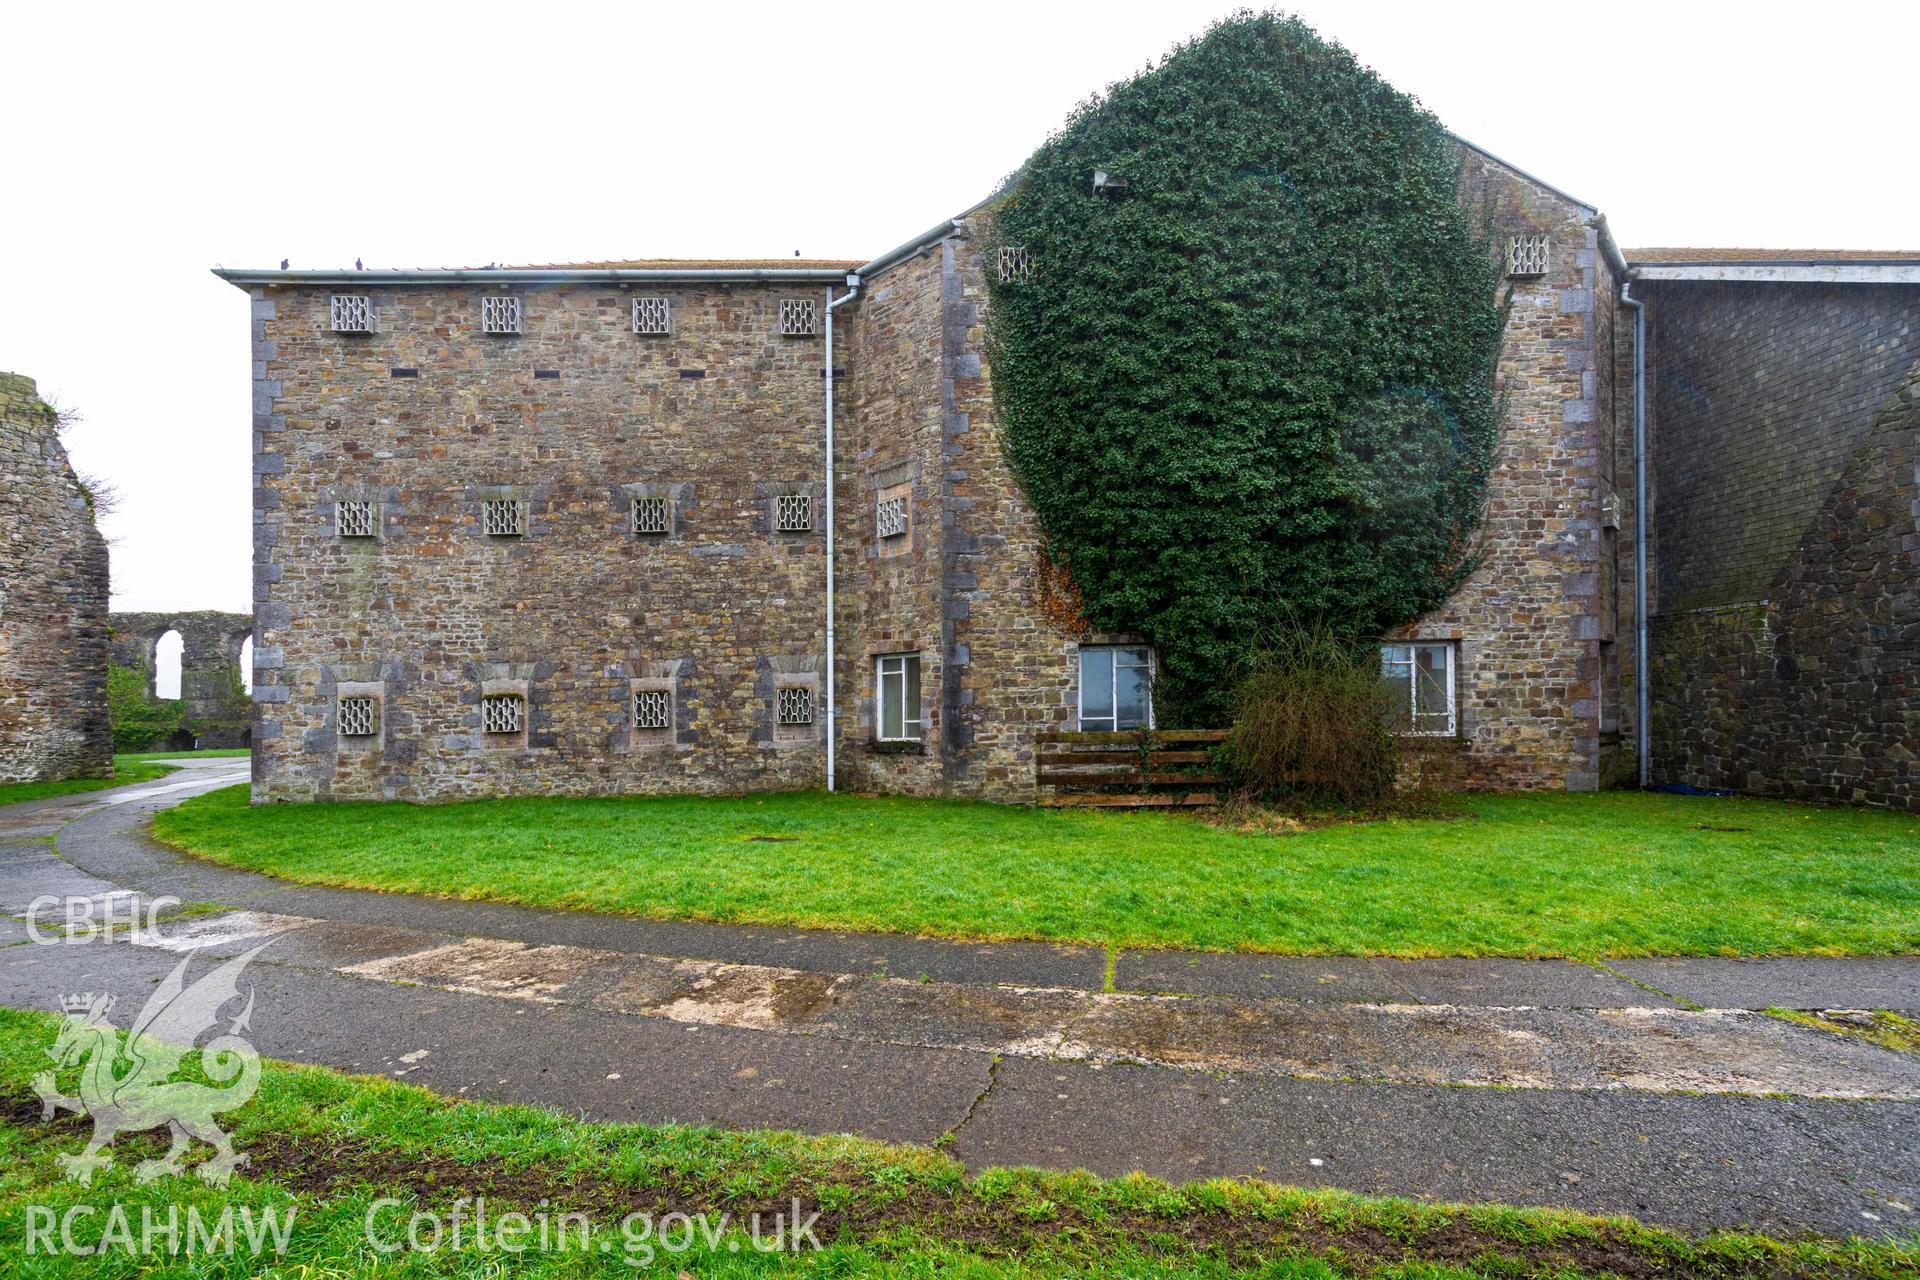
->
xmin=509 ymin=258 xmax=863 ymax=271
xmin=1626 ymin=247 xmax=1920 ymax=265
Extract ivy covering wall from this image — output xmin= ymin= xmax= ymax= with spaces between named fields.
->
xmin=986 ymin=12 xmax=1506 ymax=723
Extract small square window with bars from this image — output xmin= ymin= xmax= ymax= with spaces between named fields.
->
xmin=338 ymin=696 xmax=378 ymax=737
xmin=330 ymin=295 xmax=373 ymax=333
xmin=779 ymin=298 xmax=818 ymax=337
xmin=482 ymin=499 xmax=524 ymax=537
xmin=876 ymin=495 xmax=908 ymax=540
xmin=997 ymin=246 xmax=1033 ymax=283
xmin=481 ymin=694 xmax=523 ymax=735
xmin=1507 ymin=235 xmax=1550 ymax=277
xmin=481 ymin=295 xmax=523 ymax=335
xmin=775 ymin=493 xmax=812 ymax=532
xmin=335 ymin=499 xmax=376 ymax=538
xmin=632 ymin=495 xmax=670 ymax=536
xmin=633 ymin=688 xmax=671 ymax=732
xmin=777 ymin=686 xmax=813 ymax=726
xmin=632 ymin=297 xmax=671 ymax=335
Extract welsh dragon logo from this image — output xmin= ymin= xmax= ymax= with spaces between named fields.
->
xmin=32 ymin=940 xmax=274 ymax=1186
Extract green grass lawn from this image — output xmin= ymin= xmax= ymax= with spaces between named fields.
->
xmin=151 ymin=787 xmax=1920 ymax=958
xmin=115 ymin=748 xmax=250 ymax=763
xmin=0 ymin=1008 xmax=1908 ymax=1279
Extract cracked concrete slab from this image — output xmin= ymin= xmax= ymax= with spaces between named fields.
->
xmin=1612 ymin=957 xmax=1920 ymax=1012
xmin=1375 ymin=958 xmax=1670 ymax=1008
xmin=125 ymin=909 xmax=1920 ymax=1100
xmin=1114 ymin=952 xmax=1415 ymax=1001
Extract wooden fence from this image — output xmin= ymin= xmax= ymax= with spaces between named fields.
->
xmin=1035 ymin=729 xmax=1229 ymax=808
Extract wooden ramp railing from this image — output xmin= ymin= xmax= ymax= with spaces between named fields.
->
xmin=1035 ymin=729 xmax=1228 ymax=808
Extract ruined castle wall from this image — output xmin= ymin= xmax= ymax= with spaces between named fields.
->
xmin=0 ymin=373 xmax=112 ymax=783
xmin=108 ymin=610 xmax=255 ymax=749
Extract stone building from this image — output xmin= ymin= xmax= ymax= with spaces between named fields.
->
xmin=215 ymin=149 xmax=1920 ymax=808
xmin=1633 ymin=252 xmax=1920 ymax=808
xmin=0 ymin=372 xmax=112 ymax=784
xmin=109 ymin=611 xmax=255 ymax=750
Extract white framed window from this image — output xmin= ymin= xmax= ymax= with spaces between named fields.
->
xmin=337 ymin=696 xmax=378 ymax=737
xmin=632 ymin=296 xmax=671 ymax=335
xmin=481 ymin=693 xmax=523 ymax=736
xmin=997 ymin=245 xmax=1033 ymax=283
xmin=779 ymin=298 xmax=818 ymax=337
xmin=330 ymin=295 xmax=373 ymax=333
xmin=633 ymin=688 xmax=671 ymax=732
xmin=1381 ymin=641 xmax=1456 ymax=735
xmin=481 ymin=295 xmax=523 ymax=335
xmin=1077 ymin=646 xmax=1152 ymax=733
xmin=875 ymin=654 xmax=923 ymax=741
xmin=777 ymin=685 xmax=813 ymax=726
xmin=335 ymin=499 xmax=375 ymax=538
xmin=876 ymin=494 xmax=907 ymax=540
xmin=632 ymin=495 xmax=669 ymax=535
xmin=776 ymin=493 xmax=812 ymax=532
xmin=482 ymin=498 xmax=524 ymax=537
xmin=1507 ymin=235 xmax=1550 ymax=278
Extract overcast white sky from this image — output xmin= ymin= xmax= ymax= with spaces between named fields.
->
xmin=5 ymin=1 xmax=1913 ymax=614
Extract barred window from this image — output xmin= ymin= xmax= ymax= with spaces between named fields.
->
xmin=1507 ymin=235 xmax=1550 ymax=277
xmin=336 ymin=500 xmax=375 ymax=538
xmin=632 ymin=297 xmax=671 ymax=335
xmin=779 ymin=298 xmax=818 ymax=337
xmin=876 ymin=495 xmax=907 ymax=540
xmin=997 ymin=246 xmax=1033 ymax=283
xmin=330 ymin=295 xmax=373 ymax=333
xmin=776 ymin=493 xmax=812 ymax=532
xmin=482 ymin=499 xmax=524 ymax=537
xmin=633 ymin=688 xmax=671 ymax=732
xmin=481 ymin=295 xmax=523 ymax=335
xmin=632 ymin=495 xmax=670 ymax=536
xmin=338 ymin=696 xmax=378 ymax=737
xmin=777 ymin=686 xmax=813 ymax=726
xmin=481 ymin=694 xmax=523 ymax=735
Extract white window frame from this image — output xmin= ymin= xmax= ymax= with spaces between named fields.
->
xmin=481 ymin=295 xmax=523 ymax=335
xmin=777 ymin=685 xmax=814 ymax=726
xmin=632 ymin=296 xmax=671 ymax=335
xmin=1507 ymin=235 xmax=1550 ymax=278
xmin=1076 ymin=646 xmax=1154 ymax=733
xmin=1380 ymin=641 xmax=1457 ymax=736
xmin=482 ymin=498 xmax=524 ymax=537
xmin=874 ymin=653 xmax=923 ymax=742
xmin=775 ymin=493 xmax=812 ymax=532
xmin=337 ymin=696 xmax=378 ymax=737
xmin=632 ymin=495 xmax=670 ymax=536
xmin=330 ymin=294 xmax=373 ymax=333
xmin=481 ymin=693 xmax=524 ymax=736
xmin=335 ymin=499 xmax=375 ymax=538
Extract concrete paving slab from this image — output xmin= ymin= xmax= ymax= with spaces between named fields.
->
xmin=948 ymin=1055 xmax=1920 ymax=1239
xmin=1114 ymin=951 xmax=1415 ymax=1001
xmin=1613 ymin=957 xmax=1920 ymax=1012
xmin=0 ymin=933 xmax=989 ymax=1147
xmin=1378 ymin=958 xmax=1675 ymax=1008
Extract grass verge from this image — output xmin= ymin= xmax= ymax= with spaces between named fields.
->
xmin=116 ymin=749 xmax=250 ymax=763
xmin=151 ymin=787 xmax=1920 ymax=958
xmin=0 ymin=763 xmax=175 ymax=808
xmin=1767 ymin=1008 xmax=1920 ymax=1057
xmin=0 ymin=1007 xmax=1910 ymax=1278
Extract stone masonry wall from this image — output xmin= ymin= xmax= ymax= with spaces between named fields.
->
xmin=1647 ymin=283 xmax=1920 ymax=807
xmin=1388 ymin=150 xmax=1615 ymax=791
xmin=0 ymin=373 xmax=112 ymax=783
xmin=109 ymin=610 xmax=255 ymax=748
xmin=251 ymin=283 xmax=838 ymax=801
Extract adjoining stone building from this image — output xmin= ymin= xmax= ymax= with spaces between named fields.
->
xmin=215 ymin=148 xmax=1920 ymax=808
xmin=0 ymin=372 xmax=112 ymax=784
xmin=109 ymin=611 xmax=255 ymax=750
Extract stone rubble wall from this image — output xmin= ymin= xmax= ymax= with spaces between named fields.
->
xmin=0 ymin=373 xmax=112 ymax=783
xmin=108 ymin=609 xmax=255 ymax=748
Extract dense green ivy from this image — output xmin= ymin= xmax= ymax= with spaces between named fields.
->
xmin=108 ymin=662 xmax=191 ymax=752
xmin=987 ymin=12 xmax=1505 ymax=723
